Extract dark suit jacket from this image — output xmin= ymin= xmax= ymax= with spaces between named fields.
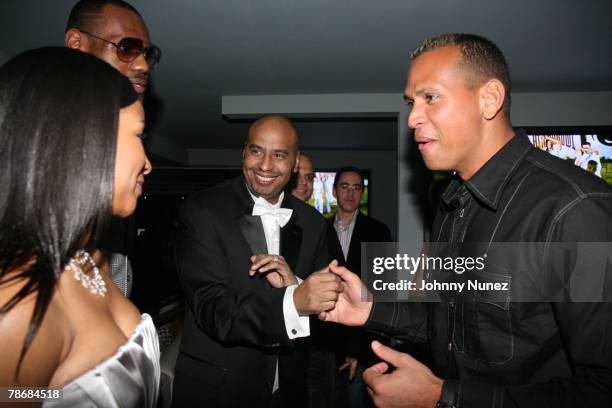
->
xmin=173 ymin=176 xmax=330 ymax=408
xmin=330 ymin=211 xmax=392 ymax=277
xmin=328 ymin=211 xmax=392 ymax=364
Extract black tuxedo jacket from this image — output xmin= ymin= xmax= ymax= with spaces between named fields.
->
xmin=173 ymin=176 xmax=329 ymax=408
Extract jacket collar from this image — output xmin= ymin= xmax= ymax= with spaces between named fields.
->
xmin=442 ymin=129 xmax=533 ymax=211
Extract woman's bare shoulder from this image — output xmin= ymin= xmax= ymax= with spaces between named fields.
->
xmin=0 ymin=253 xmax=143 ymax=388
xmin=0 ymin=276 xmax=68 ymax=386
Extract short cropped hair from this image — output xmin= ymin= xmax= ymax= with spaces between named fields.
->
xmin=65 ymin=0 xmax=141 ymax=32
xmin=411 ymin=33 xmax=511 ymax=113
xmin=333 ymin=166 xmax=364 ymax=190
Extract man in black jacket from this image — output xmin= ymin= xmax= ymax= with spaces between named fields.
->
xmin=320 ymin=33 xmax=612 ymax=408
xmin=173 ymin=115 xmax=343 ymax=408
xmin=64 ymin=0 xmax=161 ymax=296
xmin=330 ymin=166 xmax=391 ymax=408
xmin=331 ymin=167 xmax=392 ymax=277
xmin=288 ymin=152 xmax=349 ymax=408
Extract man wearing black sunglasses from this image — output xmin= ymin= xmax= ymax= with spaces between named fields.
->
xmin=65 ymin=0 xmax=161 ymax=95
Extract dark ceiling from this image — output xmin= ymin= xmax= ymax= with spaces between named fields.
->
xmin=1 ymin=0 xmax=611 ymax=154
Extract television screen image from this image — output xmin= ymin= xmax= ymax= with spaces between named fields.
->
xmin=528 ymin=133 xmax=612 ymax=185
xmin=306 ymin=171 xmax=369 ymax=218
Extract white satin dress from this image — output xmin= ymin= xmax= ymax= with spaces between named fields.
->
xmin=44 ymin=314 xmax=160 ymax=408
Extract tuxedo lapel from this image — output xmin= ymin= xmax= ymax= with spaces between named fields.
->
xmin=279 ymin=196 xmax=302 ymax=276
xmin=233 ymin=177 xmax=268 ymax=255
xmin=238 ymin=214 xmax=268 ymax=255
xmin=233 ymin=178 xmax=303 ymax=274
xmin=280 ymin=220 xmax=302 ymax=275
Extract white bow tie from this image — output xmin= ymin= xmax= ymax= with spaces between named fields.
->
xmin=252 ymin=198 xmax=293 ymax=227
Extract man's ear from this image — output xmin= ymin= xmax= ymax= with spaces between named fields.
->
xmin=293 ymin=151 xmax=300 ymax=173
xmin=65 ymin=29 xmax=87 ymax=51
xmin=479 ymin=79 xmax=505 ymax=120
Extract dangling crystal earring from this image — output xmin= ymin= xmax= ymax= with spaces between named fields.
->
xmin=66 ymin=250 xmax=107 ymax=297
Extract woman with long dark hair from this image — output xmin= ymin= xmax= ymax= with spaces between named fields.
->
xmin=0 ymin=47 xmax=157 ymax=406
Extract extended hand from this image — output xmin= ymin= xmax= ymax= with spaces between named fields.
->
xmin=318 ymin=260 xmax=372 ymax=326
xmin=293 ymin=266 xmax=343 ymax=315
xmin=249 ymin=254 xmax=297 ymax=288
xmin=363 ymin=341 xmax=443 ymax=408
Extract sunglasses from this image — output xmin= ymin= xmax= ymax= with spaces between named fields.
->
xmin=79 ymin=29 xmax=161 ymax=69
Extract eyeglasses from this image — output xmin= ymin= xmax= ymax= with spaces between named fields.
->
xmin=78 ymin=29 xmax=161 ymax=69
xmin=338 ymin=183 xmax=363 ymax=193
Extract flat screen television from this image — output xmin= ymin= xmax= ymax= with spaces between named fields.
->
xmin=526 ymin=128 xmax=612 ymax=185
xmin=306 ymin=171 xmax=370 ymax=218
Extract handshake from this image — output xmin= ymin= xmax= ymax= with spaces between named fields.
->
xmin=250 ymin=255 xmax=372 ymax=324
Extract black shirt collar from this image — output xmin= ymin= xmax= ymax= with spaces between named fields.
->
xmin=442 ymin=129 xmax=533 ymax=211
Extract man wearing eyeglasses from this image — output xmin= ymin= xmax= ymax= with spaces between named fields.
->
xmin=330 ymin=166 xmax=391 ymax=408
xmin=64 ymin=0 xmax=161 ymax=95
xmin=332 ymin=167 xmax=391 ymax=273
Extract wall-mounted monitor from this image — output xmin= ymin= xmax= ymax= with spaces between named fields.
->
xmin=526 ymin=128 xmax=612 ymax=185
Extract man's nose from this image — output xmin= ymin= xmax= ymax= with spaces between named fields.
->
xmin=259 ymin=153 xmax=273 ymax=171
xmin=407 ymin=102 xmax=422 ymax=130
xmin=130 ymin=52 xmax=150 ymax=76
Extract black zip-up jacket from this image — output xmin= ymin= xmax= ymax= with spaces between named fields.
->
xmin=366 ymin=131 xmax=612 ymax=407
